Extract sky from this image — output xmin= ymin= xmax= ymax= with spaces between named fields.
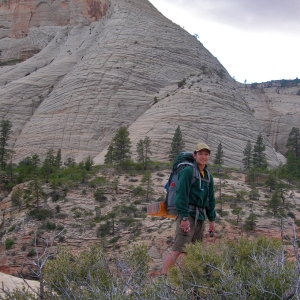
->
xmin=148 ymin=0 xmax=300 ymax=83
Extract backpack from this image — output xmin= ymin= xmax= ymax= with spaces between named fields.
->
xmin=164 ymin=152 xmax=200 ymax=216
xmin=147 ymin=152 xmax=210 ymax=219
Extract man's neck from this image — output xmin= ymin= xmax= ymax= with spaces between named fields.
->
xmin=198 ymin=164 xmax=205 ymax=171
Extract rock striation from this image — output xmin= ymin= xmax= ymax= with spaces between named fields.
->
xmin=0 ymin=0 xmax=296 ymax=168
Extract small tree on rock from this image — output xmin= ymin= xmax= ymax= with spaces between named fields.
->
xmin=232 ymin=206 xmax=243 ymax=225
xmin=268 ymin=189 xmax=281 ymax=217
xmin=105 ymin=127 xmax=131 ymax=165
xmin=244 ymin=212 xmax=257 ymax=231
xmin=136 ymin=136 xmax=152 ymax=170
xmin=0 ymin=119 xmax=12 ymax=170
xmin=169 ymin=126 xmax=185 ymax=162
xmin=242 ymin=140 xmax=252 ymax=170
xmin=286 ymin=127 xmax=300 ymax=158
xmin=214 ymin=143 xmax=224 ymax=166
xmin=253 ymin=133 xmax=267 ymax=169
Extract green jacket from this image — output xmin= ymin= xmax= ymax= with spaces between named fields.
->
xmin=174 ymin=163 xmax=216 ymax=221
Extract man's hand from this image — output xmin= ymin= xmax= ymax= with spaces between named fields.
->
xmin=181 ymin=219 xmax=190 ymax=233
xmin=208 ymin=221 xmax=215 ymax=235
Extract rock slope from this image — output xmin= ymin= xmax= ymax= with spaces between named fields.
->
xmin=0 ymin=0 xmax=295 ymax=168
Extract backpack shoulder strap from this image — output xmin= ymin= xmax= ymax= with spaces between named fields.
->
xmin=191 ymin=164 xmax=200 ymax=187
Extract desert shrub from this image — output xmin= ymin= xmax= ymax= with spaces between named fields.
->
xmin=73 ymin=210 xmax=82 ymax=218
xmin=128 ymin=178 xmax=138 ymax=182
xmin=132 ymin=185 xmax=146 ymax=196
xmin=89 ymin=176 xmax=107 ymax=188
xmin=56 ymin=224 xmax=65 ymax=231
xmin=119 ymin=216 xmax=136 ymax=226
xmin=94 ymin=188 xmax=107 ymax=202
xmin=169 ymin=236 xmax=297 ymax=299
xmin=29 ymin=209 xmax=53 ymax=220
xmin=287 ymin=211 xmax=296 ymax=219
xmin=11 ymin=186 xmax=23 ymax=206
xmin=51 ymin=191 xmax=60 ymax=202
xmin=97 ymin=221 xmax=112 ymax=237
xmin=8 ymin=225 xmax=16 ymax=233
xmin=178 ymin=78 xmax=186 ymax=88
xmin=27 ymin=249 xmax=36 ymax=257
xmin=43 ymin=244 xmax=150 ymax=299
xmin=156 ymin=172 xmax=165 ymax=177
xmin=5 ymin=238 xmax=14 ymax=250
xmin=40 ymin=221 xmax=56 ymax=230
xmin=56 ymin=213 xmax=68 ymax=219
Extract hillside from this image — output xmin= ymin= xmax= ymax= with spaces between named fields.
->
xmin=1 ymin=164 xmax=300 ymax=279
xmin=0 ymin=0 xmax=296 ymax=168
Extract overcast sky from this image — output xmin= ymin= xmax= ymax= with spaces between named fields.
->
xmin=148 ymin=0 xmax=300 ymax=83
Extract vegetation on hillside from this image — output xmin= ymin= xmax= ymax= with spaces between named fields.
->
xmin=1 ymin=119 xmax=300 ymax=299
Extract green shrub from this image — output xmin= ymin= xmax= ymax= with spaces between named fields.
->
xmin=287 ymin=211 xmax=295 ymax=219
xmin=94 ymin=188 xmax=107 ymax=202
xmin=41 ymin=221 xmax=56 ymax=230
xmin=178 ymin=78 xmax=186 ymax=88
xmin=11 ymin=187 xmax=23 ymax=206
xmin=97 ymin=221 xmax=112 ymax=237
xmin=27 ymin=249 xmax=36 ymax=257
xmin=128 ymin=178 xmax=138 ymax=182
xmin=133 ymin=186 xmax=146 ymax=196
xmin=8 ymin=225 xmax=16 ymax=233
xmin=169 ymin=236 xmax=295 ymax=299
xmin=5 ymin=238 xmax=14 ymax=250
xmin=29 ymin=209 xmax=53 ymax=220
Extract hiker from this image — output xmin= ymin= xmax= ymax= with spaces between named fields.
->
xmin=161 ymin=142 xmax=216 ymax=275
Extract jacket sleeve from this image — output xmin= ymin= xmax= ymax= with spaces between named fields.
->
xmin=174 ymin=166 xmax=193 ymax=218
xmin=206 ymin=174 xmax=216 ymax=221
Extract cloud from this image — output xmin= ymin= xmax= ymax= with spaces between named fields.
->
xmin=154 ymin=0 xmax=300 ymax=34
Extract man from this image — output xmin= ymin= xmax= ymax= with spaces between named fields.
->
xmin=161 ymin=142 xmax=216 ymax=275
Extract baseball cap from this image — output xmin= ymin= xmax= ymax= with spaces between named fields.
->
xmin=194 ymin=142 xmax=210 ymax=153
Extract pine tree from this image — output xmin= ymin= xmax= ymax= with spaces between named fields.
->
xmin=242 ymin=140 xmax=252 ymax=170
xmin=286 ymin=127 xmax=300 ymax=158
xmin=104 ymin=144 xmax=114 ymax=165
xmin=268 ymin=189 xmax=281 ymax=217
xmin=104 ymin=127 xmax=132 ymax=165
xmin=141 ymin=171 xmax=154 ymax=201
xmin=27 ymin=178 xmax=45 ymax=210
xmin=285 ymin=150 xmax=299 ymax=180
xmin=232 ymin=206 xmax=243 ymax=225
xmin=112 ymin=127 xmax=131 ymax=165
xmin=265 ymin=171 xmax=277 ymax=192
xmin=85 ymin=156 xmax=93 ymax=171
xmin=0 ymin=119 xmax=12 ymax=169
xmin=214 ymin=143 xmax=224 ymax=166
xmin=244 ymin=212 xmax=257 ymax=230
xmin=55 ymin=149 xmax=62 ymax=169
xmin=42 ymin=149 xmax=56 ymax=182
xmin=169 ymin=126 xmax=185 ymax=162
xmin=136 ymin=136 xmax=152 ymax=170
xmin=253 ymin=133 xmax=267 ymax=169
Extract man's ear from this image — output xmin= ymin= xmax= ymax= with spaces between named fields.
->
xmin=193 ymin=152 xmax=197 ymax=159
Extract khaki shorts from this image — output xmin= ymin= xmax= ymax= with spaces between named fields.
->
xmin=172 ymin=215 xmax=205 ymax=253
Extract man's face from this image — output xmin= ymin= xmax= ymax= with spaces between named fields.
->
xmin=193 ymin=149 xmax=210 ymax=166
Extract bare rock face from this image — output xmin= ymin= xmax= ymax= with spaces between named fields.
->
xmin=0 ymin=0 xmax=108 ymax=60
xmin=238 ymin=81 xmax=300 ymax=156
xmin=0 ymin=0 xmax=294 ymax=168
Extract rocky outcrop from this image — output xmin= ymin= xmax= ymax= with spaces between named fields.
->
xmin=0 ymin=0 xmax=296 ymax=168
xmin=238 ymin=80 xmax=300 ymax=156
xmin=0 ymin=0 xmax=108 ymax=60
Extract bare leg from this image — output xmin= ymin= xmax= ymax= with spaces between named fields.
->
xmin=161 ymin=250 xmax=182 ymax=275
